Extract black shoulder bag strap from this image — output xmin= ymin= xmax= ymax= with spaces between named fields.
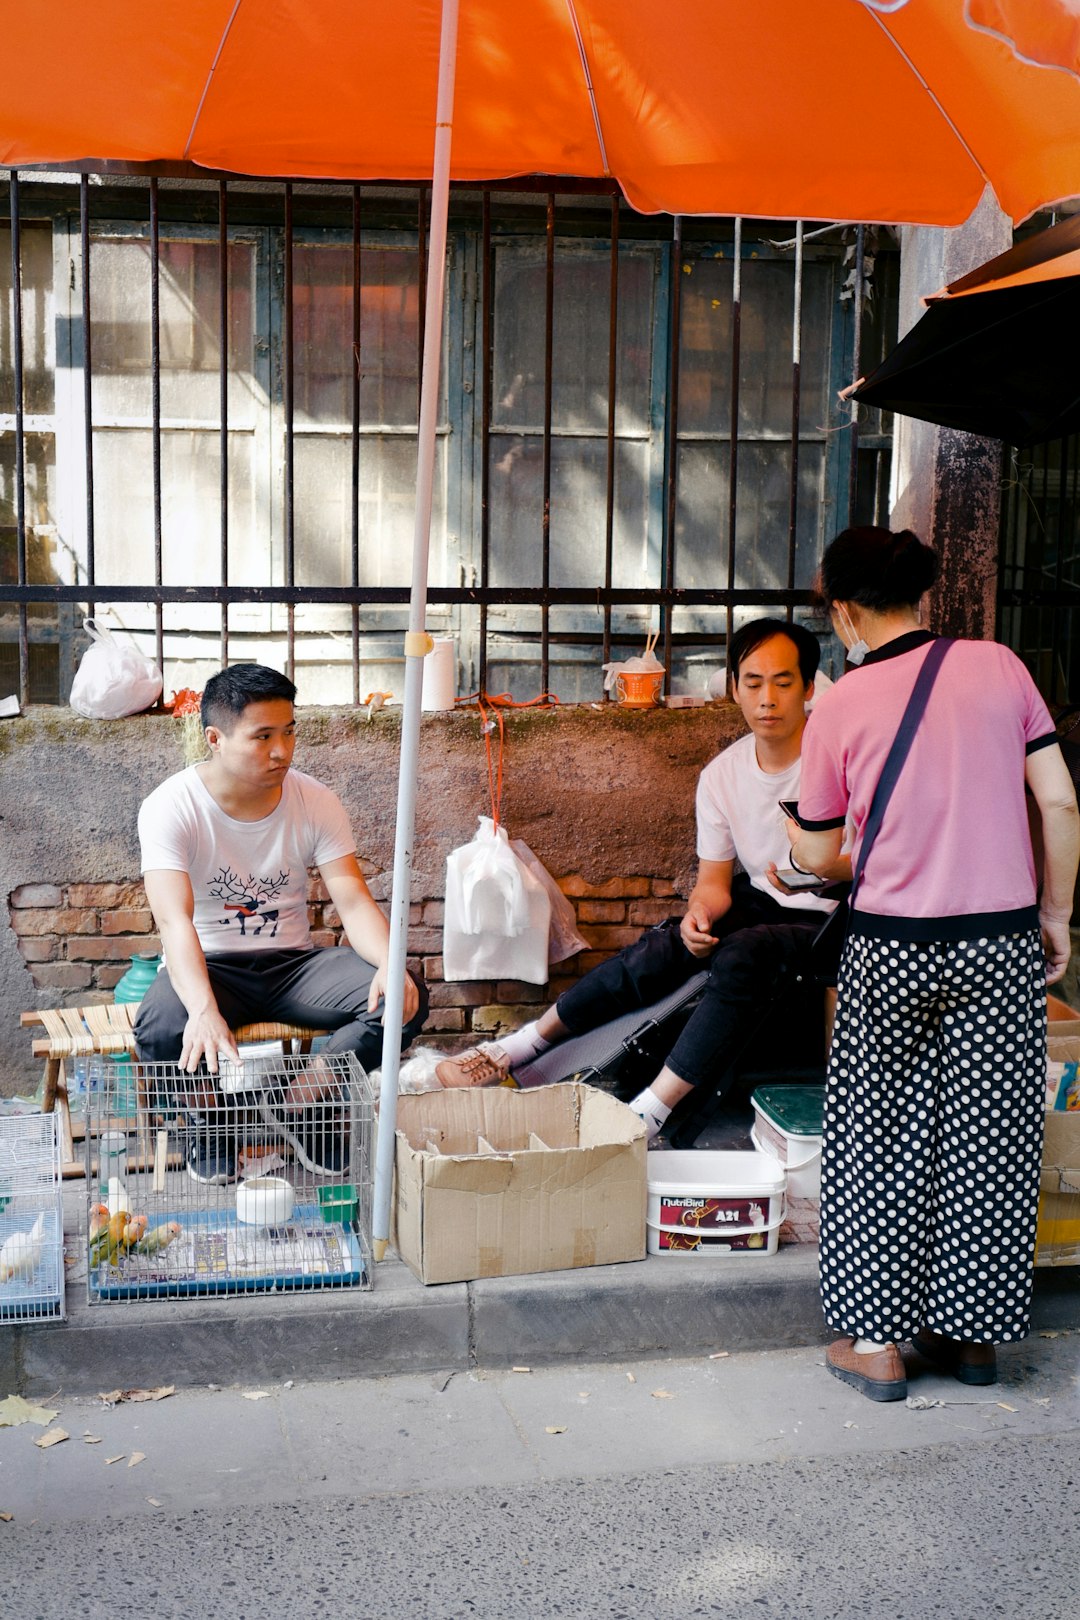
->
xmin=810 ymin=636 xmax=954 ymax=978
xmin=847 ymin=635 xmax=954 ymax=908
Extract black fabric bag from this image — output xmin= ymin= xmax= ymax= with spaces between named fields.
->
xmin=513 ymin=968 xmax=712 ymax=1098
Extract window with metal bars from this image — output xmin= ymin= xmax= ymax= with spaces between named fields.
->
xmin=0 ymin=173 xmax=897 ymax=707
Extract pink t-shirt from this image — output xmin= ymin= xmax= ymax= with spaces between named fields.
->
xmin=798 ymin=633 xmax=1056 ymax=940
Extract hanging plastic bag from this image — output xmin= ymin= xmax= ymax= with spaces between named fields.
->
xmin=510 ymin=839 xmax=588 ymax=964
xmin=444 ymin=816 xmax=552 ymax=983
xmin=69 ymin=619 xmax=163 ymax=719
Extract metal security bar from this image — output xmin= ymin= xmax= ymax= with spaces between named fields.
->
xmin=0 ymin=169 xmax=896 ymax=707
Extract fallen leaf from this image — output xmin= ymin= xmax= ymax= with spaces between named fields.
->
xmin=128 ymin=1452 xmax=146 ymax=1468
xmin=83 ymin=1436 xmax=102 ymax=1445
xmin=242 ymin=1391 xmax=270 ymax=1402
xmin=34 ymin=1428 xmax=68 ymax=1449
xmin=0 ymin=1512 xmax=12 ymax=1522
xmin=626 ymin=1373 xmax=636 ymax=1384
xmin=146 ymin=1498 xmax=162 ymax=1507
xmin=512 ymin=1366 xmax=531 ymax=1374
xmin=0 ymin=1395 xmax=58 ymax=1429
xmin=1039 ymin=1331 xmax=1060 ymax=1340
xmin=544 ymin=1426 xmax=568 ymax=1435
xmin=105 ymin=1455 xmax=125 ymax=1466
xmin=708 ymin=1352 xmax=730 ymax=1361
xmin=997 ymin=1402 xmax=1017 ymax=1412
xmin=651 ymin=1390 xmax=675 ymax=1400
xmin=99 ymin=1386 xmax=174 ymax=1407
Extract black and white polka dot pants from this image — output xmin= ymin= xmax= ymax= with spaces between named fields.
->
xmin=820 ymin=927 xmax=1046 ymax=1346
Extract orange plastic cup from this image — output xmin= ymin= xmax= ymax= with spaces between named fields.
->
xmin=614 ymin=670 xmax=664 ymax=707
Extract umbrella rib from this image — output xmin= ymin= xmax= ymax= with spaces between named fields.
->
xmin=865 ymin=10 xmax=993 ymax=197
xmin=565 ymin=0 xmax=612 ymax=176
xmin=183 ymin=0 xmax=246 ymax=161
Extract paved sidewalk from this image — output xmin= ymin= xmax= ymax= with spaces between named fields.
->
xmin=5 ymin=1103 xmax=1078 ymax=1399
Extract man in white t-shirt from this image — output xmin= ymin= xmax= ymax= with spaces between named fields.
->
xmin=134 ymin=663 xmax=427 ymax=1182
xmin=435 ymin=619 xmax=850 ymax=1144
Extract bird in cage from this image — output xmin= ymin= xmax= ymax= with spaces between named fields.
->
xmin=0 ymin=1212 xmax=45 ymax=1283
xmin=134 ymin=1221 xmax=182 ymax=1257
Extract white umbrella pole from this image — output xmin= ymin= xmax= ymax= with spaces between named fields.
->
xmin=372 ymin=0 xmax=460 ymax=1261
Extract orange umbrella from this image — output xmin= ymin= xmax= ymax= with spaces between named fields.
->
xmin=6 ymin=0 xmax=1080 ymax=226
xmin=967 ymin=0 xmax=1080 ymax=79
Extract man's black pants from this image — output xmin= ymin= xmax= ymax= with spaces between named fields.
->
xmin=554 ymin=879 xmax=827 ymax=1092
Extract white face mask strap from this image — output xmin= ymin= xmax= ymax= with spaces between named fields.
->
xmin=837 ymin=604 xmax=870 ymax=666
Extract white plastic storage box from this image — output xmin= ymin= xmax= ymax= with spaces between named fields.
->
xmin=646 ymin=1150 xmax=785 ymax=1256
xmin=750 ymin=1084 xmax=823 ymax=1199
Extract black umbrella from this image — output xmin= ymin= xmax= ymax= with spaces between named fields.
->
xmin=851 ymin=213 xmax=1080 ymax=447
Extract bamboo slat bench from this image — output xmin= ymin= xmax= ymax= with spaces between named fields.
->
xmin=20 ymin=1003 xmax=327 ymax=1178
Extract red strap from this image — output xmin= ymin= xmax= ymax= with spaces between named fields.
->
xmin=454 ymin=689 xmax=560 ymax=829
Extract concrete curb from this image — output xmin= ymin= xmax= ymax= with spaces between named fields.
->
xmin=3 ymin=1252 xmax=1078 ymax=1398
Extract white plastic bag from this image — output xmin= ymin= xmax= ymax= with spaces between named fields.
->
xmin=510 ymin=839 xmax=588 ymax=964
xmin=69 ymin=618 xmax=163 ymax=719
xmin=444 ymin=817 xmax=552 ymax=983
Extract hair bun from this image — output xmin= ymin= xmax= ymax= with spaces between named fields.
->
xmin=884 ymin=530 xmax=938 ymax=598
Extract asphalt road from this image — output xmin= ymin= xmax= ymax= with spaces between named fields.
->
xmin=3 ymin=1334 xmax=1078 ymax=1619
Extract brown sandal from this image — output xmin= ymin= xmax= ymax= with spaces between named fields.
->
xmin=435 ymin=1043 xmax=513 ymax=1088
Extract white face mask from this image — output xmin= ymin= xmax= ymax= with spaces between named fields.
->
xmin=836 ymin=604 xmax=870 ymax=666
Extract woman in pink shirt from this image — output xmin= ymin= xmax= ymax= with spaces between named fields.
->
xmin=789 ymin=527 xmax=1079 ymax=1403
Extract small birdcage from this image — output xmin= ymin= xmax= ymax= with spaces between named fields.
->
xmin=84 ymin=1051 xmax=373 ymax=1304
xmin=0 ymin=1111 xmax=65 ymax=1322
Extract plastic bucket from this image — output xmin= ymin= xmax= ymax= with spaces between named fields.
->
xmin=750 ymin=1086 xmax=823 ymax=1200
xmin=646 ymin=1150 xmax=785 ymax=1256
xmin=614 ymin=670 xmax=664 ymax=707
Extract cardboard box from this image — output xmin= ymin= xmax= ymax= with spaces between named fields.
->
xmin=392 ymin=1082 xmax=647 ymax=1285
xmin=1039 ymin=1033 xmax=1080 ymax=1266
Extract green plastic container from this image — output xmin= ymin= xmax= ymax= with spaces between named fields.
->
xmin=750 ymin=1084 xmax=823 ymax=1198
xmin=751 ymin=1084 xmax=824 ymax=1138
xmin=108 ymin=951 xmax=162 ymax=1094
xmin=114 ymin=951 xmax=163 ymax=1005
xmin=317 ymin=1184 xmax=359 ymax=1226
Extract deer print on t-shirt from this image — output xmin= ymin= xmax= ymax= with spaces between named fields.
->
xmin=209 ymin=866 xmax=290 ymax=937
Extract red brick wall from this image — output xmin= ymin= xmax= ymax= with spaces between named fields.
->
xmin=8 ymin=871 xmax=686 ymax=1046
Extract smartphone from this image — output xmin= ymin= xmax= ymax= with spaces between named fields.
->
xmin=778 ymin=799 xmax=807 ymax=828
xmin=774 ymin=868 xmax=830 ymax=892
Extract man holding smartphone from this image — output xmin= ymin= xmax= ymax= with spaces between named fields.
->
xmin=436 ymin=617 xmax=851 ymax=1144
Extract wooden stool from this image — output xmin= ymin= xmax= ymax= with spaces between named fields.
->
xmin=21 ymin=1003 xmax=328 ymax=1179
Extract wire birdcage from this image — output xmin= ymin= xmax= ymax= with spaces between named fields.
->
xmin=84 ymin=1052 xmax=373 ymax=1304
xmin=0 ymin=1112 xmax=65 ymax=1322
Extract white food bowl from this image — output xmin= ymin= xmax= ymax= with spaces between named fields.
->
xmin=236 ymin=1176 xmax=295 ymax=1228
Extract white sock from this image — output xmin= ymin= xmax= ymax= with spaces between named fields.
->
xmin=853 ymin=1338 xmax=890 ymax=1354
xmin=630 ymin=1086 xmax=673 ymax=1141
xmin=497 ymin=1020 xmax=552 ymax=1068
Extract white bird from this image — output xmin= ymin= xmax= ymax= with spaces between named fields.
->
xmin=0 ymin=1213 xmax=45 ymax=1283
